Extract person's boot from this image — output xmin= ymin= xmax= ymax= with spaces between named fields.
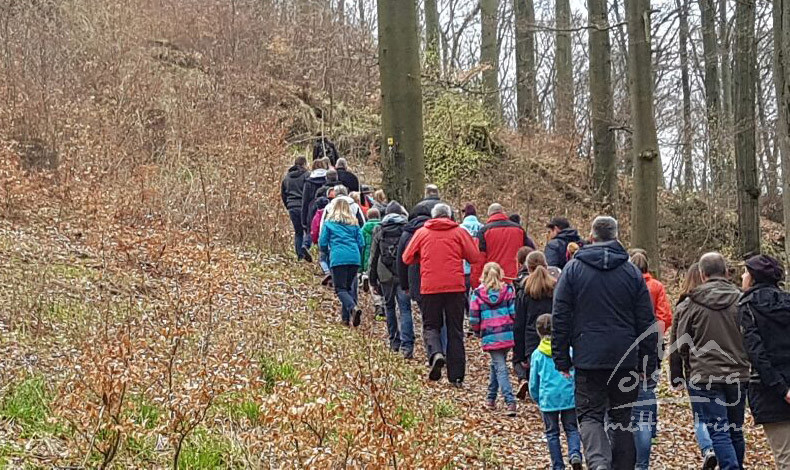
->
xmin=374 ymin=305 xmax=386 ymax=321
xmin=302 ymin=249 xmax=313 ymax=263
xmin=352 ymin=308 xmax=362 ymax=327
xmin=569 ymin=454 xmax=583 ymax=470
xmin=484 ymin=399 xmax=496 ymax=411
xmin=321 ymin=274 xmax=332 ymax=286
xmin=701 ymin=448 xmax=717 ymax=470
xmin=428 ymin=353 xmax=445 ymax=381
xmin=516 ymin=380 xmax=529 ymax=401
xmin=505 ymin=402 xmax=517 ymax=417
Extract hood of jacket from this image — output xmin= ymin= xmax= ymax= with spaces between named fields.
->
xmin=362 ymin=219 xmax=380 ymax=234
xmin=574 ymin=240 xmax=629 ymax=271
xmin=424 ymin=218 xmax=458 ymax=231
xmin=554 ymin=228 xmax=581 ymax=243
xmin=287 ymin=165 xmax=307 ymax=178
xmin=690 ymin=278 xmax=741 ymax=311
xmin=381 ymin=213 xmax=407 ymax=227
xmin=538 ymin=337 xmax=552 ymax=356
xmin=475 ymin=285 xmax=510 ymax=307
xmin=404 ymin=215 xmax=429 ymax=235
xmin=743 ymin=284 xmax=790 ymax=325
xmin=461 ymin=215 xmax=482 ymax=228
xmin=306 ymin=170 xmax=327 ymax=184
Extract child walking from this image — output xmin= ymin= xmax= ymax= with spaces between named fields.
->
xmin=470 ymin=262 xmax=517 ymax=417
xmin=530 ymin=314 xmax=583 ymax=470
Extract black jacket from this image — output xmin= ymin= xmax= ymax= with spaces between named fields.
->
xmin=739 ymin=284 xmax=790 ymax=424
xmin=397 ymin=215 xmax=429 ymax=302
xmin=552 ymin=240 xmax=657 ymax=373
xmin=281 ymin=165 xmax=308 ymax=210
xmin=313 ymin=138 xmax=339 ymax=166
xmin=410 ymin=196 xmax=441 ymax=220
xmin=369 ymin=214 xmax=407 ymax=287
xmin=545 ymin=228 xmax=582 ymax=269
xmin=514 ymin=290 xmax=552 ymax=366
xmin=301 ymin=172 xmax=327 ymax=228
xmin=337 ymin=169 xmax=360 ymax=193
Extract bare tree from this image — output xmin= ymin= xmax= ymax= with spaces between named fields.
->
xmin=701 ymin=0 xmax=724 ymax=191
xmin=481 ymin=0 xmax=501 ymax=120
xmin=554 ymin=0 xmax=574 ymax=134
xmin=627 ymin=0 xmax=661 ymax=266
xmin=425 ymin=0 xmax=441 ymax=73
xmin=678 ymin=0 xmax=694 ymax=191
xmin=378 ymin=0 xmax=425 ymax=207
xmin=776 ymin=0 xmax=790 ymax=272
xmin=515 ymin=0 xmax=537 ymax=128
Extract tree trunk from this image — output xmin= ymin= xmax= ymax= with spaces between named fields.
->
xmin=774 ymin=0 xmax=790 ymax=270
xmin=626 ymin=0 xmax=660 ymax=267
xmin=554 ymin=0 xmax=573 ymax=134
xmin=515 ymin=0 xmax=537 ymax=129
xmin=701 ymin=0 xmax=723 ymax=191
xmin=734 ymin=0 xmax=759 ymax=257
xmin=588 ymin=0 xmax=617 ymax=209
xmin=679 ymin=0 xmax=694 ymax=192
xmin=480 ymin=0 xmax=501 ymax=120
xmin=720 ymin=0 xmax=733 ymax=160
xmin=425 ymin=0 xmax=441 ymax=74
xmin=378 ymin=0 xmax=425 ymax=208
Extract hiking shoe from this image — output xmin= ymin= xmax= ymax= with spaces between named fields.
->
xmin=352 ymin=309 xmax=362 ymax=327
xmin=361 ymin=276 xmax=370 ymax=293
xmin=321 ymin=274 xmax=332 ymax=286
xmin=702 ymin=449 xmax=717 ymax=470
xmin=428 ymin=354 xmax=445 ymax=381
xmin=401 ymin=350 xmax=414 ymax=360
xmin=570 ymin=454 xmax=583 ymax=470
xmin=450 ymin=380 xmax=463 ymax=389
xmin=341 ymin=319 xmax=350 ymax=327
xmin=516 ymin=380 xmax=529 ymax=401
xmin=302 ymin=250 xmax=313 ymax=263
xmin=505 ymin=403 xmax=517 ymax=417
xmin=485 ymin=400 xmax=496 ymax=411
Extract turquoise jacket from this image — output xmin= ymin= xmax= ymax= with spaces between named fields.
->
xmin=460 ymin=215 xmax=483 ymax=275
xmin=319 ymin=221 xmax=365 ymax=268
xmin=529 ymin=338 xmax=576 ymax=412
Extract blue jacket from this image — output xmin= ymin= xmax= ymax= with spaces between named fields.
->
xmin=460 ymin=215 xmax=484 ymax=275
xmin=552 ymin=240 xmax=657 ymax=373
xmin=530 ymin=338 xmax=575 ymax=412
xmin=545 ymin=228 xmax=581 ymax=269
xmin=318 ymin=221 xmax=365 ymax=268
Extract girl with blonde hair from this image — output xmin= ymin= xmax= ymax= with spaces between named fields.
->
xmin=469 ymin=262 xmax=517 ymax=416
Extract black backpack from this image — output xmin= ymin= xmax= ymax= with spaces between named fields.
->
xmin=379 ymin=229 xmax=402 ymax=270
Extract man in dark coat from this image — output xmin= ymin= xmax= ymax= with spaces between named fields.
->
xmin=545 ymin=217 xmax=582 ymax=269
xmin=300 ymin=160 xmax=329 ymax=251
xmin=552 ymin=216 xmax=657 ymax=470
xmin=739 ymin=254 xmax=790 ymax=467
xmin=281 ymin=156 xmax=311 ymax=261
xmin=312 ymin=134 xmax=340 ymax=166
xmin=410 ymin=185 xmax=443 ymax=220
xmin=335 ymin=158 xmax=360 ymax=193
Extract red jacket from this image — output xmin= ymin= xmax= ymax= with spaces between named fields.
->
xmin=644 ymin=273 xmax=672 ymax=333
xmin=471 ymin=213 xmax=532 ymax=286
xmin=401 ymin=218 xmax=481 ymax=295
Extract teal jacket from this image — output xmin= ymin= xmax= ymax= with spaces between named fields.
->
xmin=529 ymin=338 xmax=576 ymax=412
xmin=460 ymin=215 xmax=484 ymax=275
xmin=319 ymin=220 xmax=365 ymax=268
xmin=361 ymin=219 xmax=381 ymax=271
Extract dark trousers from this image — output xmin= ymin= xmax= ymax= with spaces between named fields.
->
xmin=689 ymin=382 xmax=747 ymax=470
xmin=421 ymin=292 xmax=466 ymax=383
xmin=331 ymin=265 xmax=359 ymax=323
xmin=575 ymin=368 xmax=639 ymax=470
xmin=287 ymin=208 xmax=305 ymax=259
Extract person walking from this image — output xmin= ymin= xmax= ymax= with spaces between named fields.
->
xmin=739 ymin=254 xmax=790 ymax=468
xmin=470 ymin=262 xmax=517 ymax=416
xmin=318 ymin=199 xmax=365 ymax=327
xmin=369 ymin=202 xmax=414 ymax=358
xmin=410 ymin=184 xmax=444 ymax=219
xmin=281 ymin=156 xmax=312 ymax=262
xmin=300 ymin=159 xmax=329 ymax=254
xmin=514 ymin=251 xmax=555 ymax=400
xmin=629 ymin=251 xmax=672 ymax=470
xmin=671 ymin=252 xmax=750 ymax=470
xmin=545 ymin=217 xmax=582 ymax=269
xmin=335 ymin=158 xmax=360 ymax=193
xmin=472 ymin=204 xmax=535 ymax=287
xmin=313 ymin=132 xmax=340 ymax=166
xmin=461 ymin=203 xmax=484 ymax=331
xmin=552 ymin=216 xmax=657 ymax=470
xmin=530 ymin=314 xmax=583 ymax=470
xmin=402 ymin=203 xmax=481 ymax=385
xmin=669 ymin=263 xmax=717 ymax=469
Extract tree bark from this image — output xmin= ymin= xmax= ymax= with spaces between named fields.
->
xmin=734 ymin=0 xmax=759 ymax=257
xmin=378 ymin=0 xmax=425 ymax=208
xmin=720 ymin=0 xmax=733 ymax=159
xmin=701 ymin=0 xmax=723 ymax=191
xmin=626 ymin=0 xmax=660 ymax=268
xmin=554 ymin=0 xmax=574 ymax=134
xmin=425 ymin=0 xmax=441 ymax=74
xmin=588 ymin=0 xmax=617 ymax=209
xmin=679 ymin=0 xmax=694 ymax=192
xmin=774 ymin=0 xmax=790 ymax=270
xmin=515 ymin=0 xmax=537 ymax=129
xmin=480 ymin=0 xmax=501 ymax=120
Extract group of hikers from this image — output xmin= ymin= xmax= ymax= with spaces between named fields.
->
xmin=282 ymin=148 xmax=790 ymax=470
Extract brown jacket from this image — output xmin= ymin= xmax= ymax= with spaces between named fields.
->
xmin=671 ymin=278 xmax=750 ymax=385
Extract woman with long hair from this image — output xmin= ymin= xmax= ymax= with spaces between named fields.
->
xmin=513 ymin=251 xmax=556 ymax=400
xmin=318 ymin=198 xmax=365 ymax=326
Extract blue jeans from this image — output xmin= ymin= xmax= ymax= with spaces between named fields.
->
xmin=319 ymin=249 xmax=330 ymax=275
xmin=632 ymin=379 xmax=657 ymax=470
xmin=487 ymin=349 xmax=514 ymax=404
xmin=695 ymin=416 xmax=714 ymax=453
xmin=542 ymin=409 xmax=582 ymax=470
xmin=287 ymin=208 xmax=305 ymax=259
xmin=331 ymin=265 xmax=359 ymax=323
xmin=382 ymin=281 xmax=414 ymax=354
xmin=689 ymin=383 xmax=747 ymax=470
